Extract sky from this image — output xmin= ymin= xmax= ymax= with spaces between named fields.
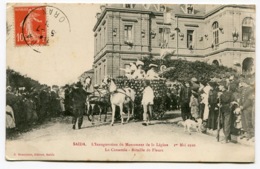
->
xmin=6 ymin=4 xmax=100 ymax=86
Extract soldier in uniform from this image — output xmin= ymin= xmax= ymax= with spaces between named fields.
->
xmin=218 ymin=81 xmax=235 ymax=143
xmin=71 ymin=82 xmax=87 ymax=130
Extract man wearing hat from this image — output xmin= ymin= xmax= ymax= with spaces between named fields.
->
xmin=71 ymin=82 xmax=87 ymax=130
xmin=132 ymin=60 xmax=145 ymax=79
xmin=239 ymin=78 xmax=254 ymax=140
xmin=190 ymin=77 xmax=200 ymax=92
xmin=208 ymin=81 xmax=219 ymax=130
xmin=180 ymin=81 xmax=192 ymax=121
xmin=146 ymin=64 xmax=159 ymax=80
xmin=38 ymin=86 xmax=50 ymax=121
xmin=218 ymin=80 xmax=235 ymax=143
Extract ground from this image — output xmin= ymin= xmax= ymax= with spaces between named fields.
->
xmin=5 ymin=110 xmax=254 ymax=162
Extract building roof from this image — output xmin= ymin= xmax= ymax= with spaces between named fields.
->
xmin=94 ymin=4 xmax=255 ymax=31
xmin=84 ymin=68 xmax=94 ymax=74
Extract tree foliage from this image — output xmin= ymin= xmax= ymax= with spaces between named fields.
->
xmin=6 ymin=68 xmax=47 ymax=91
xmin=141 ymin=57 xmax=238 ymax=82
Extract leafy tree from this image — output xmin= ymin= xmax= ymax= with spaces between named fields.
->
xmin=141 ymin=57 xmax=238 ymax=82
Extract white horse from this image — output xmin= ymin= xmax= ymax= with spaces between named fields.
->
xmin=84 ymin=77 xmax=109 ymax=124
xmin=102 ymin=77 xmax=135 ymax=126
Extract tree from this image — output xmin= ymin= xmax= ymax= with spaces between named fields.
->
xmin=141 ymin=58 xmax=237 ymax=82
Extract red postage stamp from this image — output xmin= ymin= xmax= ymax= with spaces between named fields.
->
xmin=14 ymin=6 xmax=47 ymax=46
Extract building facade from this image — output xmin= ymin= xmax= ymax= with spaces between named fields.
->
xmin=92 ymin=4 xmax=255 ymax=84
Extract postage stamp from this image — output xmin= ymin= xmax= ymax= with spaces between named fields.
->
xmin=14 ymin=6 xmax=47 ymax=46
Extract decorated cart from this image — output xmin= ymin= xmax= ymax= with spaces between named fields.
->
xmin=114 ymin=77 xmax=168 ymax=120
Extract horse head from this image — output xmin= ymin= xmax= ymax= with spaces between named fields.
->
xmin=102 ymin=76 xmax=116 ymax=92
xmin=102 ymin=76 xmax=112 ymax=85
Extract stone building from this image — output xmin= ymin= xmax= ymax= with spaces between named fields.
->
xmin=92 ymin=4 xmax=255 ymax=84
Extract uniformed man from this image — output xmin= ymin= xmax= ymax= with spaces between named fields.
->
xmin=146 ymin=64 xmax=159 ymax=80
xmin=218 ymin=80 xmax=235 ymax=143
xmin=71 ymin=82 xmax=87 ymax=130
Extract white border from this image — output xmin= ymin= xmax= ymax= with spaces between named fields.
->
xmin=1 ymin=0 xmax=259 ymax=169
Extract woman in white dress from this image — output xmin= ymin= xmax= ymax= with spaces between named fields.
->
xmin=132 ymin=61 xmax=145 ymax=79
xmin=6 ymin=105 xmax=16 ymax=129
xmin=146 ymin=64 xmax=159 ymax=80
xmin=142 ymin=80 xmax=155 ymax=125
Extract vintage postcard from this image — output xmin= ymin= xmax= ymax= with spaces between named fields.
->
xmin=6 ymin=3 xmax=255 ymax=162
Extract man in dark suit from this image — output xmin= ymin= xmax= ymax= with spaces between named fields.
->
xmin=71 ymin=82 xmax=87 ymax=130
xmin=180 ymin=81 xmax=192 ymax=121
xmin=218 ymin=80 xmax=234 ymax=143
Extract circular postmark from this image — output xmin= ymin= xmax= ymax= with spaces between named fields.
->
xmin=20 ymin=5 xmax=71 ymax=53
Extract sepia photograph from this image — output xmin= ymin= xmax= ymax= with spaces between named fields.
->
xmin=5 ymin=2 xmax=256 ymax=162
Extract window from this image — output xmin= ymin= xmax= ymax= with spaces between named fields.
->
xmin=124 ymin=25 xmax=133 ymax=41
xmin=124 ymin=4 xmax=135 ymax=8
xmin=242 ymin=27 xmax=252 ymax=41
xmin=159 ymin=27 xmax=170 ymax=48
xmin=242 ymin=17 xmax=254 ymax=42
xmin=187 ymin=30 xmax=194 ymax=48
xmin=187 ymin=4 xmax=194 ymax=14
xmin=212 ymin=21 xmax=219 ymax=45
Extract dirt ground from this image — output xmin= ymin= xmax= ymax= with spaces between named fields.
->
xmin=5 ymin=110 xmax=254 ymax=162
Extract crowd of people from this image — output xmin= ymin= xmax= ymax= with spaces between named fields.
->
xmin=177 ymin=75 xmax=255 ymax=143
xmin=6 ymin=65 xmax=255 ymax=144
xmin=6 ymin=85 xmax=66 ymax=131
